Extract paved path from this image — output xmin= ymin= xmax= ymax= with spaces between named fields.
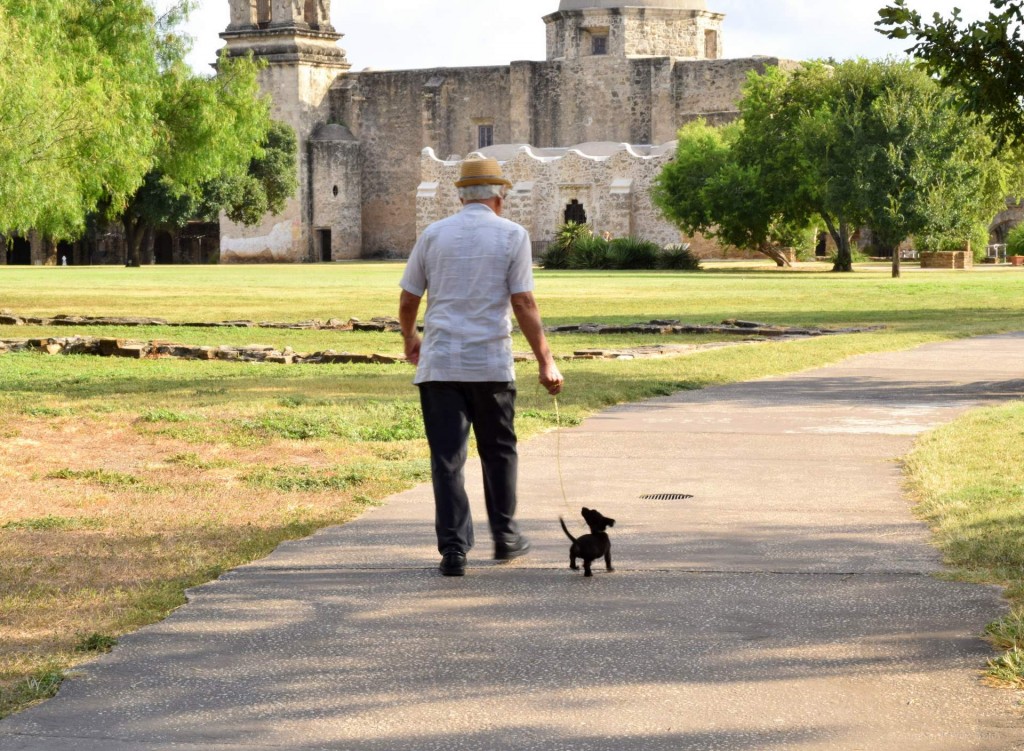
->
xmin=4 ymin=334 xmax=1024 ymax=750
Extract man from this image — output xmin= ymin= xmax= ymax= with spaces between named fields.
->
xmin=399 ymin=157 xmax=564 ymax=577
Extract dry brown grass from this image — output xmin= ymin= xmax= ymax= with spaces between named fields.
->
xmin=0 ymin=411 xmax=428 ymax=716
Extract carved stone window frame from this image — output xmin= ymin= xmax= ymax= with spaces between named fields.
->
xmin=584 ymin=26 xmax=610 ymax=56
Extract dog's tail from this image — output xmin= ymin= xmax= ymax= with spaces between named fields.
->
xmin=559 ymin=516 xmax=577 ymax=543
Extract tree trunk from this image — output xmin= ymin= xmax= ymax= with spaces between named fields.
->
xmin=892 ymin=249 xmax=901 ymax=279
xmin=757 ymin=242 xmax=793 ymax=268
xmin=142 ymin=226 xmax=155 ymax=266
xmin=123 ymin=217 xmax=145 ymax=267
xmin=823 ymin=216 xmax=853 ymax=272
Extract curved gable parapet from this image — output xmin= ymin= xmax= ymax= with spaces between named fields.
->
xmin=649 ymin=141 xmax=678 ymax=158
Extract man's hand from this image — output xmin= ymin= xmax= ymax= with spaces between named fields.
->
xmin=404 ymin=334 xmax=422 ymax=365
xmin=540 ymin=359 xmax=564 ymax=395
xmin=398 ymin=290 xmax=423 ymax=366
xmin=511 ymin=291 xmax=564 ymax=396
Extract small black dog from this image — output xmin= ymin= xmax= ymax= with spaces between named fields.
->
xmin=559 ymin=507 xmax=615 ymax=577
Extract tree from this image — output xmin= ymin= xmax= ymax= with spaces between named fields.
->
xmin=201 ymin=121 xmax=299 ymax=227
xmin=0 ymin=0 xmax=161 ymax=238
xmin=653 ymin=120 xmax=810 ymax=268
xmin=118 ymin=50 xmax=274 ymax=266
xmin=836 ymin=61 xmax=1007 ymax=277
xmin=877 ymin=0 xmax=1024 ymax=144
xmin=655 ymin=60 xmax=1010 ymax=275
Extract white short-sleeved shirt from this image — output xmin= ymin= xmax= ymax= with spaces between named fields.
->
xmin=399 ymin=203 xmax=535 ymax=384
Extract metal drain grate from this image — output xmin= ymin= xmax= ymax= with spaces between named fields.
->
xmin=640 ymin=493 xmax=694 ymax=501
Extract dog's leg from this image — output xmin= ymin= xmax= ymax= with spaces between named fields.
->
xmin=605 ymin=549 xmax=614 ymax=572
xmin=583 ymin=559 xmax=593 ymax=577
xmin=569 ymin=543 xmax=579 ymax=570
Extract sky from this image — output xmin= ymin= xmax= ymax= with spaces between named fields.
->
xmin=177 ymin=1 xmax=998 ymax=73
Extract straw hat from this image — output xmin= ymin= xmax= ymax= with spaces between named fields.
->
xmin=455 ymin=157 xmax=512 ymax=188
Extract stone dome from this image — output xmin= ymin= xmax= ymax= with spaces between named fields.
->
xmin=557 ymin=0 xmax=707 ymax=10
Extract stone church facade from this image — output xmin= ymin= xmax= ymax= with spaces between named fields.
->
xmin=218 ymin=0 xmax=798 ymax=262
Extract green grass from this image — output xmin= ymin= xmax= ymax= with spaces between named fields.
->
xmin=2 ymin=261 xmax=1024 ymax=714
xmin=904 ymin=401 xmax=1024 ymax=686
xmin=1 ymin=516 xmax=105 ymax=532
xmin=1 ymin=262 xmax=1023 ymax=337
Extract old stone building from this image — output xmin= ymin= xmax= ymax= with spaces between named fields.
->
xmin=217 ymin=0 xmax=797 ymax=262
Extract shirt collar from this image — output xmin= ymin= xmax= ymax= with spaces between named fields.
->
xmin=461 ymin=202 xmax=497 ymax=216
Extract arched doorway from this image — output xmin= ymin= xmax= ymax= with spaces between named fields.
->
xmin=5 ymin=236 xmax=31 ymax=265
xmin=154 ymin=232 xmax=174 ymax=264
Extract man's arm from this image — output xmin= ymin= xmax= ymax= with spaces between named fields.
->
xmin=511 ymin=291 xmax=563 ymax=395
xmin=399 ymin=290 xmax=423 ymax=365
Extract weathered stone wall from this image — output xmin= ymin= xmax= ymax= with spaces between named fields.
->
xmin=672 ymin=57 xmax=799 ymax=125
xmin=222 ymin=61 xmax=344 ymax=263
xmin=339 ymin=52 xmax=794 ymax=256
xmin=310 ymin=124 xmax=362 ymax=260
xmin=544 ymin=7 xmax=724 ymax=61
xmin=419 ymin=142 xmax=683 ymax=253
xmin=334 ymin=66 xmax=512 ymax=257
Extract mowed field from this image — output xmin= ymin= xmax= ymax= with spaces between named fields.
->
xmin=2 ymin=260 xmax=1024 ymax=714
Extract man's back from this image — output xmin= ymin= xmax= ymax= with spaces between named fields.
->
xmin=401 ymin=203 xmax=534 ymax=383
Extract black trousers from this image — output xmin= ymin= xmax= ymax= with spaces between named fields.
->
xmin=418 ymin=381 xmax=520 ymax=555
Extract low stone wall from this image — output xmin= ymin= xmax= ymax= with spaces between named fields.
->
xmin=0 ymin=311 xmax=395 ymax=332
xmin=919 ymin=251 xmax=974 ymax=269
xmin=0 ymin=320 xmax=880 ymax=366
xmin=0 ymin=337 xmax=406 ymax=365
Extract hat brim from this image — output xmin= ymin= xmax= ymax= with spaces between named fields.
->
xmin=455 ymin=175 xmax=513 ymax=188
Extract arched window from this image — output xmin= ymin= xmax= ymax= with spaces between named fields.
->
xmin=564 ymin=199 xmax=587 ymax=225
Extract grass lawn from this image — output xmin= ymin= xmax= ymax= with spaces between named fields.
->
xmin=2 ymin=260 xmax=1024 ymax=713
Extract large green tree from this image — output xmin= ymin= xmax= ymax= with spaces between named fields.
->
xmin=118 ymin=50 xmax=275 ymax=266
xmin=655 ymin=60 xmax=1009 ymax=274
xmin=201 ymin=121 xmax=299 ymax=227
xmin=877 ymin=0 xmax=1024 ymax=144
xmin=1 ymin=1 xmax=286 ymax=263
xmin=652 ymin=120 xmax=810 ymax=267
xmin=0 ymin=0 xmax=161 ymax=238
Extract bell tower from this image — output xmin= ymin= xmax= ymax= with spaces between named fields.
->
xmin=545 ymin=0 xmax=724 ymax=61
xmin=218 ymin=0 xmax=352 ymax=263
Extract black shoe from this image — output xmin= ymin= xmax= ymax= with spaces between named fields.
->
xmin=439 ymin=551 xmax=466 ymax=576
xmin=494 ymin=536 xmax=531 ymax=561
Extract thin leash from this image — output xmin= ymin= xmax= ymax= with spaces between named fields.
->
xmin=551 ymin=393 xmax=576 ymax=519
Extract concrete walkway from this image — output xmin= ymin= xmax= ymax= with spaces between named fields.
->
xmin=4 ymin=334 xmax=1024 ymax=750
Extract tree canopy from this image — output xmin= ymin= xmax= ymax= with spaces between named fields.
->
xmin=0 ymin=0 xmax=162 ymax=238
xmin=118 ymin=50 xmax=278 ymax=265
xmin=654 ymin=59 xmax=1010 ymax=275
xmin=877 ymin=0 xmax=1024 ymax=145
xmin=0 ymin=0 xmax=291 ymax=262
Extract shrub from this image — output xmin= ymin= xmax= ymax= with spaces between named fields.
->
xmin=568 ymin=234 xmax=612 ymax=269
xmin=608 ymin=236 xmax=661 ymax=269
xmin=541 ymin=244 xmax=570 ymax=269
xmin=970 ymin=222 xmax=991 ymax=262
xmin=1006 ymin=223 xmax=1024 ymax=257
xmin=658 ymin=244 xmax=702 ymax=270
xmin=542 ymin=222 xmax=591 ymax=269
